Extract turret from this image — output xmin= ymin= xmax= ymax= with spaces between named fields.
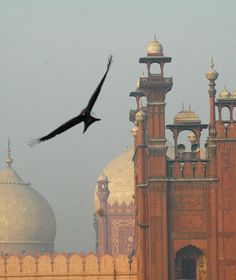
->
xmin=206 ymin=57 xmax=218 ymax=138
xmin=96 ymin=174 xmax=110 ymax=256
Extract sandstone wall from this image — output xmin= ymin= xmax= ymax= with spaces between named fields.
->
xmin=0 ymin=253 xmax=137 ymax=279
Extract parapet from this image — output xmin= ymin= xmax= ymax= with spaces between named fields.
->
xmin=0 ymin=252 xmax=137 ymax=279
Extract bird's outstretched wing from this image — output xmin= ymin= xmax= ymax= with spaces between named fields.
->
xmin=29 ymin=55 xmax=113 ymax=146
xmin=29 ymin=114 xmax=84 ymax=146
xmin=86 ymin=55 xmax=113 ymax=112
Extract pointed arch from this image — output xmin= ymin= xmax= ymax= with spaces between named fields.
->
xmin=175 ymin=245 xmax=206 ymax=280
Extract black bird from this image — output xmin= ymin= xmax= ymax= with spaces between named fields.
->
xmin=29 ymin=55 xmax=113 ymax=146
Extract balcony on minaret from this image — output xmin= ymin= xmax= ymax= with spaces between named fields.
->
xmin=138 ymin=36 xmax=173 ymax=101
xmin=139 ymin=75 xmax=173 ymax=90
xmin=129 ymin=89 xmax=145 ymax=123
xmin=215 ymin=85 xmax=236 ymax=138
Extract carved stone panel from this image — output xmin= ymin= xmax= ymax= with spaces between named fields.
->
xmin=171 ymin=183 xmax=209 ymax=211
xmin=173 ymin=211 xmax=207 ymax=233
xmin=111 ymin=219 xmax=135 ymax=256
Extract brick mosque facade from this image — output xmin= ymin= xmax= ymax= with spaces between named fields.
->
xmin=129 ymin=37 xmax=236 ymax=280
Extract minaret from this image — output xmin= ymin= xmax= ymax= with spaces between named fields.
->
xmin=206 ymin=59 xmax=219 ymax=280
xmin=134 ymin=36 xmax=173 ymax=280
xmin=206 ymin=58 xmax=218 ymax=180
xmin=209 ymin=60 xmax=236 ymax=278
xmin=206 ymin=57 xmax=218 ymax=140
xmin=130 ymin=83 xmax=147 ymax=280
xmin=139 ymin=36 xmax=173 ymax=143
xmin=96 ymin=174 xmax=110 ymax=256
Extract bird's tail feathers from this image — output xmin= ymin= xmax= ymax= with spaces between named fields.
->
xmin=83 ymin=116 xmax=101 ymax=133
xmin=28 ymin=138 xmax=41 ymax=147
xmin=107 ymin=55 xmax=113 ymax=70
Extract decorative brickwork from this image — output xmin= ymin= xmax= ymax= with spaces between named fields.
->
xmin=130 ymin=39 xmax=236 ymax=280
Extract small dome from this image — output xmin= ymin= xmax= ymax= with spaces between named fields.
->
xmin=135 ymin=109 xmax=145 ymax=122
xmin=147 ymin=35 xmax=163 ymax=56
xmin=0 ymin=152 xmax=56 ymax=255
xmin=94 ymin=143 xmax=175 ymax=211
xmin=231 ymin=89 xmax=236 ymax=98
xmin=219 ymin=85 xmax=231 ymax=99
xmin=131 ymin=126 xmax=139 ymax=137
xmin=97 ymin=173 xmax=108 ymax=182
xmin=174 ymin=107 xmax=201 ymax=124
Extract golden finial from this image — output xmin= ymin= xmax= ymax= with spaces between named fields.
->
xmin=206 ymin=57 xmax=218 ymax=81
xmin=136 ymin=78 xmax=140 ymax=90
xmin=210 ymin=57 xmax=214 ymax=69
xmin=131 ymin=126 xmax=139 ymax=137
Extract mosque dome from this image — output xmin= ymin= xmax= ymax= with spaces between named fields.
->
xmin=147 ymin=35 xmax=164 ymax=56
xmin=94 ymin=144 xmax=175 ymax=210
xmin=0 ymin=147 xmax=56 ymax=255
xmin=95 ymin=147 xmax=134 ymax=210
xmin=174 ymin=107 xmax=201 ymax=124
xmin=219 ymin=85 xmax=231 ymax=99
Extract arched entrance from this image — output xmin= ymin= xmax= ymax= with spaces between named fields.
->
xmin=175 ymin=245 xmax=206 ymax=280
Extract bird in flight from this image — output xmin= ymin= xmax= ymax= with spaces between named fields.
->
xmin=29 ymin=55 xmax=113 ymax=146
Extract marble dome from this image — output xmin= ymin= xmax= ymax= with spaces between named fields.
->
xmin=95 ymin=144 xmax=175 ymax=210
xmin=0 ymin=149 xmax=56 ymax=255
xmin=95 ymin=147 xmax=134 ymax=210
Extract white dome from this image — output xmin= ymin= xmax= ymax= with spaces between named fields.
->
xmin=95 ymin=147 xmax=134 ymax=210
xmin=0 ymin=157 xmax=56 ymax=255
xmin=95 ymin=144 xmax=174 ymax=210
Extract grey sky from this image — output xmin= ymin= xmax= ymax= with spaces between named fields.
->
xmin=0 ymin=1 xmax=235 ymax=252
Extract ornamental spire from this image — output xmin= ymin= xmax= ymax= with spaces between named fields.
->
xmin=206 ymin=57 xmax=218 ymax=81
xmin=5 ymin=138 xmax=13 ymax=168
xmin=210 ymin=56 xmax=214 ymax=69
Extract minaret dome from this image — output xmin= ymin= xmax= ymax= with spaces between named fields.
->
xmin=219 ymin=85 xmax=231 ymax=99
xmin=147 ymin=35 xmax=164 ymax=56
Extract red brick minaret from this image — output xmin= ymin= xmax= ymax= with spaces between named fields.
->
xmin=213 ymin=69 xmax=236 ymax=279
xmin=130 ymin=36 xmax=236 ymax=279
xmin=205 ymin=59 xmax=219 ymax=280
xmin=96 ymin=174 xmax=110 ymax=256
xmin=132 ymin=36 xmax=173 ymax=280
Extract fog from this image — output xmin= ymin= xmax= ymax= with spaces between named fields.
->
xmin=0 ymin=0 xmax=235 ymax=252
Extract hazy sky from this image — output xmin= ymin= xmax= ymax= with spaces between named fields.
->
xmin=0 ymin=1 xmax=235 ymax=252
